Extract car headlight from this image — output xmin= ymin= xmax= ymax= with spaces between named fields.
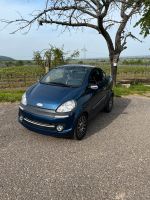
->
xmin=21 ymin=92 xmax=27 ymax=106
xmin=56 ymin=100 xmax=76 ymax=113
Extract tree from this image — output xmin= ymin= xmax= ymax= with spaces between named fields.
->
xmin=1 ymin=0 xmax=145 ymax=85
xmin=66 ymin=50 xmax=80 ymax=63
xmin=33 ymin=51 xmax=43 ymax=67
xmin=51 ymin=47 xmax=65 ymax=67
xmin=43 ymin=47 xmax=64 ymax=72
xmin=33 ymin=45 xmax=79 ymax=73
xmin=136 ymin=0 xmax=150 ymax=37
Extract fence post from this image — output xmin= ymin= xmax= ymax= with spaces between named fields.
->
xmin=24 ymin=74 xmax=26 ymax=87
xmin=7 ymin=74 xmax=11 ymax=88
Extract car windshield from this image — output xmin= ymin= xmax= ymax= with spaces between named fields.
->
xmin=40 ymin=66 xmax=89 ymax=87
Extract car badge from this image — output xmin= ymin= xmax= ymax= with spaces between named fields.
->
xmin=36 ymin=103 xmax=43 ymax=107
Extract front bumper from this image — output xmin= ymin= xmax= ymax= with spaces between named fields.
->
xmin=18 ymin=104 xmax=76 ymax=136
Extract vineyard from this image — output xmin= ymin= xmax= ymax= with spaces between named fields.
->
xmin=0 ymin=64 xmax=150 ymax=89
xmin=0 ymin=66 xmax=44 ymax=89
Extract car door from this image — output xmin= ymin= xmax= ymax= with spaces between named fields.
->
xmin=86 ymin=68 xmax=105 ymax=116
xmin=96 ymin=68 xmax=109 ymax=108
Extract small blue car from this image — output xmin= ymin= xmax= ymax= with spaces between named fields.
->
xmin=19 ymin=65 xmax=113 ymax=140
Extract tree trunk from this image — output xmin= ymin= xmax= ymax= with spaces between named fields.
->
xmin=45 ymin=58 xmax=51 ymax=73
xmin=111 ymin=62 xmax=118 ymax=86
xmin=109 ymin=53 xmax=120 ymax=86
xmin=45 ymin=66 xmax=49 ymax=73
xmin=44 ymin=60 xmax=49 ymax=74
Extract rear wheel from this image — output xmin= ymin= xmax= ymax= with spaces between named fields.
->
xmin=74 ymin=114 xmax=88 ymax=140
xmin=104 ymin=95 xmax=114 ymax=113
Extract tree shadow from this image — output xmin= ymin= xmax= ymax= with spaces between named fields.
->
xmin=85 ymin=97 xmax=131 ymax=139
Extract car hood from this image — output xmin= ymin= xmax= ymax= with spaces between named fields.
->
xmin=27 ymin=83 xmax=82 ymax=110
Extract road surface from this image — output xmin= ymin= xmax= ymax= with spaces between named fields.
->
xmin=0 ymin=96 xmax=150 ymax=200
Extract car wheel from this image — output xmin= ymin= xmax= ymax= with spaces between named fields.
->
xmin=104 ymin=95 xmax=114 ymax=113
xmin=74 ymin=114 xmax=88 ymax=140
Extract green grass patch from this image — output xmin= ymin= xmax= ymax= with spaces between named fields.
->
xmin=0 ymin=89 xmax=25 ymax=102
xmin=114 ymin=84 xmax=150 ymax=97
xmin=0 ymin=84 xmax=150 ymax=103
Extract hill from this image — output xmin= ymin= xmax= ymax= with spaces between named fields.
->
xmin=0 ymin=56 xmax=15 ymax=61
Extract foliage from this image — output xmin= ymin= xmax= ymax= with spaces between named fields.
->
xmin=67 ymin=50 xmax=80 ymax=62
xmin=51 ymin=47 xmax=65 ymax=67
xmin=136 ymin=0 xmax=150 ymax=37
xmin=33 ymin=45 xmax=79 ymax=71
xmin=33 ymin=51 xmax=43 ymax=67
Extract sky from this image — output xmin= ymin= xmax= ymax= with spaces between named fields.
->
xmin=0 ymin=0 xmax=150 ymax=60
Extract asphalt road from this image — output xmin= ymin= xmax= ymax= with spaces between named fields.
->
xmin=0 ymin=96 xmax=150 ymax=200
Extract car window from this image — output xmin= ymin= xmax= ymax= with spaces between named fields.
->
xmin=40 ymin=67 xmax=89 ymax=87
xmin=89 ymin=69 xmax=104 ymax=85
xmin=44 ymin=68 xmax=64 ymax=83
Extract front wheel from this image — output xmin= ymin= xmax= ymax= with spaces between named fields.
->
xmin=74 ymin=114 xmax=88 ymax=140
xmin=104 ymin=95 xmax=114 ymax=113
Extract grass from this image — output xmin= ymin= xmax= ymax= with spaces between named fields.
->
xmin=114 ymin=84 xmax=150 ymax=97
xmin=0 ymin=84 xmax=150 ymax=102
xmin=0 ymin=89 xmax=25 ymax=102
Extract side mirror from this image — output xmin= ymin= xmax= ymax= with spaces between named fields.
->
xmin=89 ymin=84 xmax=98 ymax=90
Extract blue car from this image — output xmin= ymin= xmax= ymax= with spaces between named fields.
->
xmin=18 ymin=65 xmax=113 ymax=140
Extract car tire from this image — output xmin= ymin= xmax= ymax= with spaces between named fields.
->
xmin=104 ymin=95 xmax=114 ymax=113
xmin=74 ymin=114 xmax=88 ymax=140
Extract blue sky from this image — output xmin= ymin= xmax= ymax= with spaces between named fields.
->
xmin=0 ymin=0 xmax=150 ymax=60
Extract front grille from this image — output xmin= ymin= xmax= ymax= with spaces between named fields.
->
xmin=20 ymin=104 xmax=69 ymax=118
xmin=22 ymin=105 xmax=56 ymax=118
xmin=23 ymin=117 xmax=55 ymax=128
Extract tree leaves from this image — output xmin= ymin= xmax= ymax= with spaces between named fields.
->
xmin=136 ymin=0 xmax=150 ymax=37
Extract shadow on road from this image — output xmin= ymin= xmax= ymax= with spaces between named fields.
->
xmin=85 ymin=97 xmax=131 ymax=139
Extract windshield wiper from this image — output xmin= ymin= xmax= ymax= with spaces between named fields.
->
xmin=40 ymin=81 xmax=79 ymax=88
xmin=41 ymin=82 xmax=71 ymax=87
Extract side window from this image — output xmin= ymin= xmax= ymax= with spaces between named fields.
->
xmin=98 ymin=69 xmax=105 ymax=82
xmin=89 ymin=69 xmax=104 ymax=85
xmin=89 ymin=70 xmax=97 ymax=85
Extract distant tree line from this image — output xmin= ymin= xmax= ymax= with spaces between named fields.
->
xmin=122 ymin=59 xmax=150 ymax=65
xmin=0 ymin=60 xmax=33 ymax=67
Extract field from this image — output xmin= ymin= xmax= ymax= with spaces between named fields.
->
xmin=0 ymin=60 xmax=150 ymax=102
xmin=0 ymin=65 xmax=44 ymax=89
xmin=0 ymin=62 xmax=150 ymax=89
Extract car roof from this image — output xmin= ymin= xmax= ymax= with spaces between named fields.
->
xmin=57 ymin=64 xmax=95 ymax=70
